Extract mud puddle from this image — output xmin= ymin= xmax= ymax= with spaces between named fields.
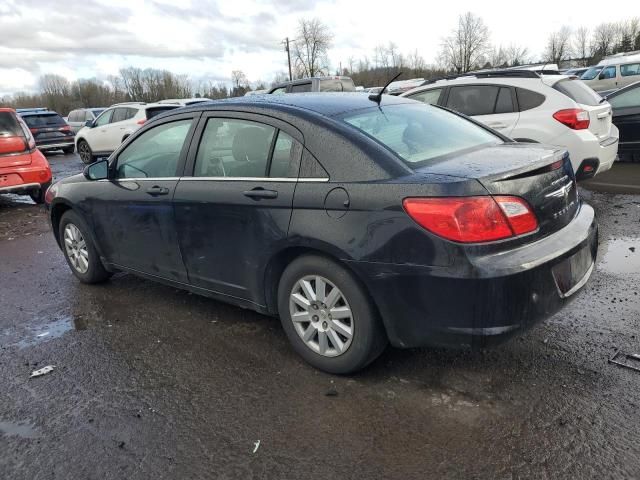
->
xmin=599 ymin=237 xmax=640 ymax=275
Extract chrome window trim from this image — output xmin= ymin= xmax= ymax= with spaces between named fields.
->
xmin=97 ymin=177 xmax=328 ymax=182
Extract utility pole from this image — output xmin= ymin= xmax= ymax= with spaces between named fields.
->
xmin=283 ymin=37 xmax=293 ymax=81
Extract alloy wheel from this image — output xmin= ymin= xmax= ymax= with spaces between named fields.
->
xmin=289 ymin=275 xmax=354 ymax=357
xmin=79 ymin=142 xmax=91 ymax=163
xmin=63 ymin=223 xmax=89 ymax=274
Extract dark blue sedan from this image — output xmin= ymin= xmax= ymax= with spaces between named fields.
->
xmin=45 ymin=93 xmax=597 ymax=373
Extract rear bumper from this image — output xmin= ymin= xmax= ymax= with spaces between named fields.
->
xmin=37 ymin=140 xmax=74 ymax=150
xmin=348 ymin=203 xmax=598 ymax=349
xmin=0 ymin=152 xmax=52 ymax=191
xmin=556 ymin=125 xmax=619 ymax=176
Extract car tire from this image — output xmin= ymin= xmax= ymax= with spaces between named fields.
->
xmin=59 ymin=210 xmax=112 ymax=284
xmin=29 ymin=181 xmax=50 ymax=204
xmin=63 ymin=145 xmax=75 ymax=154
xmin=77 ymin=140 xmax=94 ymax=164
xmin=277 ymin=255 xmax=387 ymax=374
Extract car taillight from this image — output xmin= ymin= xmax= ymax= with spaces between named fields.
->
xmin=553 ymin=109 xmax=590 ymax=130
xmin=59 ymin=126 xmax=72 ymax=133
xmin=0 ymin=136 xmax=29 ymax=155
xmin=137 ymin=118 xmax=146 ymax=125
xmin=403 ymin=196 xmax=538 ymax=243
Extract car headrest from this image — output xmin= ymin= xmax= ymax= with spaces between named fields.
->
xmin=232 ymin=127 xmax=271 ymax=163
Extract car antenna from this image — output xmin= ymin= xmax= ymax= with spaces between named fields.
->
xmin=369 ymin=72 xmax=403 ymax=105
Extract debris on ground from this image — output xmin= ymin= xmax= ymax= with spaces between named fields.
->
xmin=609 ymin=350 xmax=640 ymax=372
xmin=253 ymin=440 xmax=260 ymax=453
xmin=29 ymin=365 xmax=55 ymax=378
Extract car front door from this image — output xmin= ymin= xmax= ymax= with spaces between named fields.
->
xmin=595 ymin=65 xmax=618 ymax=92
xmin=88 ymin=109 xmax=114 ymax=152
xmin=173 ymin=113 xmax=303 ymax=305
xmin=445 ymin=84 xmax=520 ymax=137
xmin=90 ymin=113 xmax=198 ymax=282
xmin=104 ymin=107 xmax=133 ymax=151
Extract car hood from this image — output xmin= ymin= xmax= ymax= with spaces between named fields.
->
xmin=414 ymin=142 xmax=565 ymax=180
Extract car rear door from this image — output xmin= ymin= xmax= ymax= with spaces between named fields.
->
xmin=88 ymin=109 xmax=114 ymax=152
xmin=90 ymin=112 xmax=199 ymax=281
xmin=173 ymin=112 xmax=303 ymax=305
xmin=445 ymin=84 xmax=520 ymax=137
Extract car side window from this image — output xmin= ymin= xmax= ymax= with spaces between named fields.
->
xmin=85 ymin=111 xmax=94 ymax=122
xmin=116 ymin=119 xmax=193 ymax=179
xmin=94 ymin=110 xmax=113 ymax=127
xmin=515 ymin=88 xmax=545 ymax=111
xmin=290 ymin=83 xmax=312 ymax=93
xmin=271 ymin=87 xmax=286 ymax=95
xmin=621 ymin=63 xmax=640 ymax=77
xmin=408 ymin=88 xmax=442 ymax=105
xmin=602 ymin=66 xmax=616 ymax=79
xmin=446 ymin=86 xmax=500 ymax=116
xmin=194 ymin=118 xmax=276 ymax=178
xmin=495 ymin=87 xmax=514 ymax=114
xmin=111 ymin=108 xmax=128 ymax=123
xmin=608 ymin=86 xmax=640 ymax=109
xmin=269 ymin=131 xmax=303 ymax=178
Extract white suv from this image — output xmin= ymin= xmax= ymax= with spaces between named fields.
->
xmin=75 ymin=102 xmax=179 ymax=164
xmin=401 ymin=72 xmax=619 ymax=178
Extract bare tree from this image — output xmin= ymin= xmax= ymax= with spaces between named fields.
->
xmin=591 ymin=22 xmax=618 ymax=60
xmin=573 ymin=27 xmax=591 ymax=66
xmin=488 ymin=46 xmax=507 ymax=68
xmin=439 ymin=12 xmax=491 ymax=73
xmin=293 ymin=18 xmax=332 ymax=78
xmin=616 ymin=17 xmax=640 ymax=53
xmin=544 ymin=26 xmax=572 ymax=65
xmin=407 ymin=49 xmax=426 ymax=71
xmin=231 ymin=70 xmax=248 ymax=89
xmin=505 ymin=44 xmax=529 ymax=66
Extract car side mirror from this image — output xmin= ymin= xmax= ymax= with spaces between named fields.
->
xmin=85 ymin=120 xmax=94 ymax=128
xmin=83 ymin=159 xmax=109 ymax=181
xmin=598 ymin=73 xmax=606 ymax=80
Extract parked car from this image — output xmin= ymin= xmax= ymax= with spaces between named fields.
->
xmin=18 ymin=110 xmax=75 ymax=154
xmin=74 ymin=102 xmax=180 ymax=164
xmin=386 ymin=78 xmax=425 ymax=95
xmin=564 ymin=67 xmax=589 ymax=77
xmin=15 ymin=108 xmax=48 ymax=114
xmin=581 ymin=51 xmax=640 ymax=92
xmin=268 ymin=76 xmax=356 ymax=94
xmin=363 ymin=87 xmax=383 ymax=94
xmin=244 ymin=90 xmax=268 ymax=96
xmin=0 ymin=108 xmax=52 ymax=203
xmin=401 ymin=70 xmax=618 ymax=179
xmin=46 ymin=94 xmax=597 ymax=373
xmin=604 ymin=81 xmax=640 ymax=162
xmin=158 ymin=98 xmax=212 ymax=106
xmin=67 ymin=108 xmax=105 ymax=134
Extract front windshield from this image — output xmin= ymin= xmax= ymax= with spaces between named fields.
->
xmin=581 ymin=66 xmax=603 ymax=80
xmin=340 ymin=103 xmax=501 ymax=166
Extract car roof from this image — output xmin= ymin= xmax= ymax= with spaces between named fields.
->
xmin=19 ymin=110 xmax=62 ymax=117
xmin=175 ymin=92 xmax=414 ymax=118
xmin=402 ymin=75 xmax=573 ymax=96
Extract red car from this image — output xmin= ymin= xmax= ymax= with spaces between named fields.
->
xmin=0 ymin=108 xmax=52 ymax=203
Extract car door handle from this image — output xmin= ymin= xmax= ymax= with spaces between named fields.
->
xmin=597 ymin=111 xmax=610 ymax=119
xmin=243 ymin=187 xmax=278 ymax=199
xmin=146 ymin=185 xmax=170 ymax=196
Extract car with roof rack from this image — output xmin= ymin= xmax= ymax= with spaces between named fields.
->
xmin=401 ymin=70 xmax=618 ymax=179
xmin=18 ymin=110 xmax=75 ymax=154
xmin=267 ymin=76 xmax=356 ymax=94
xmin=74 ymin=102 xmax=181 ymax=164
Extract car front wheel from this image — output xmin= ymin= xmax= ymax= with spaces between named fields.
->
xmin=59 ymin=210 xmax=111 ymax=284
xmin=278 ymin=255 xmax=387 ymax=374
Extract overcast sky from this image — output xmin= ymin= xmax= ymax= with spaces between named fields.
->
xmin=0 ymin=0 xmax=631 ymax=95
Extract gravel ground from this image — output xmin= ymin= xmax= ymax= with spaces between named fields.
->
xmin=1 ymin=153 xmax=639 ymax=479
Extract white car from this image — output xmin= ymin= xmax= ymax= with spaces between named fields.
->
xmin=581 ymin=51 xmax=640 ymax=93
xmin=157 ymin=98 xmax=212 ymax=106
xmin=401 ymin=71 xmax=619 ymax=178
xmin=75 ymin=102 xmax=179 ymax=164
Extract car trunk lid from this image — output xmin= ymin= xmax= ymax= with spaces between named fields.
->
xmin=415 ymin=143 xmax=579 ymax=238
xmin=0 ymin=111 xmax=32 ymax=165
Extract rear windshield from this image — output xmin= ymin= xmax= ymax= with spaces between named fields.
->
xmin=0 ymin=112 xmax=22 ymax=136
xmin=553 ymin=79 xmax=602 ymax=106
xmin=145 ymin=106 xmax=179 ymax=119
xmin=340 ymin=103 xmax=501 ymax=166
xmin=319 ymin=79 xmax=356 ymax=92
xmin=22 ymin=113 xmax=65 ymax=128
xmin=581 ymin=66 xmax=603 ymax=80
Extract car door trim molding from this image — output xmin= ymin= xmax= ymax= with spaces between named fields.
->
xmin=179 ymin=176 xmax=329 ymax=182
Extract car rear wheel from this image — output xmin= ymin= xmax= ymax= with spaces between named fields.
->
xmin=278 ymin=255 xmax=387 ymax=374
xmin=29 ymin=182 xmax=50 ymax=204
xmin=77 ymin=140 xmax=94 ymax=164
xmin=59 ymin=210 xmax=111 ymax=284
